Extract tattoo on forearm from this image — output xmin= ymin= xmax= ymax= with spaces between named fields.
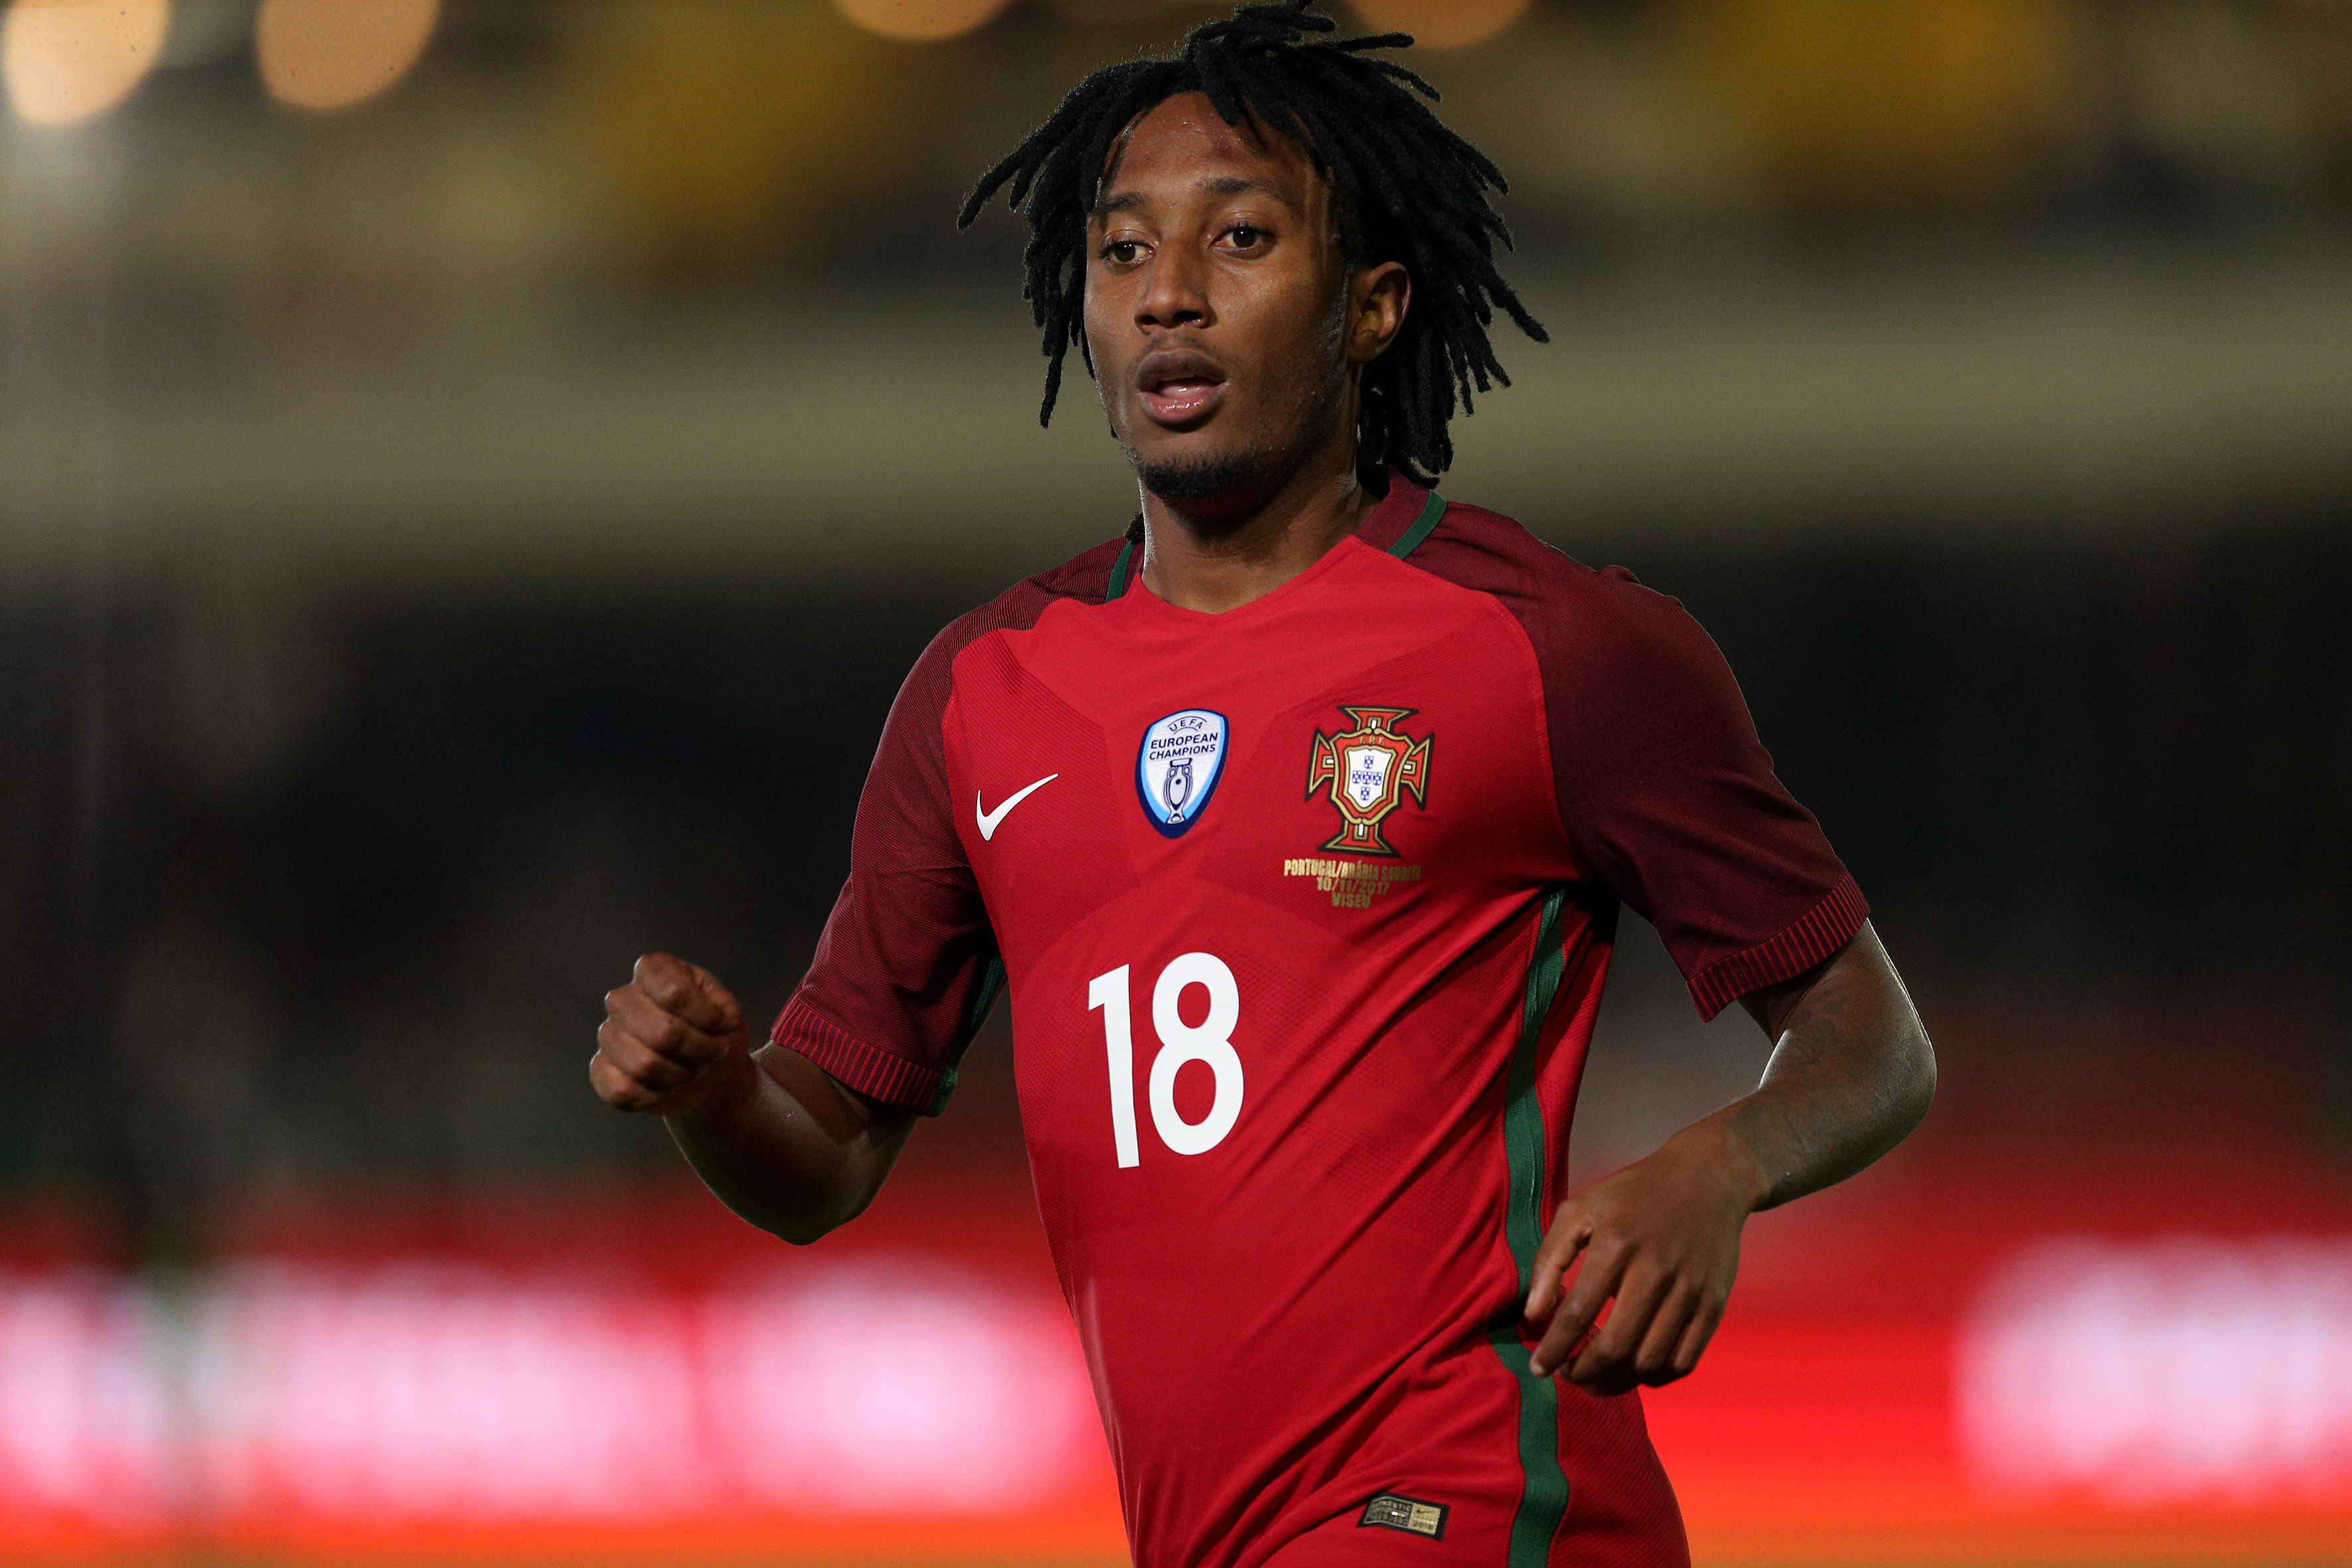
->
xmin=1768 ymin=990 xmax=1848 ymax=1073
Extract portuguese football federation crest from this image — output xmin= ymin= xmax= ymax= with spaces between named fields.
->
xmin=1305 ymin=706 xmax=1431 ymax=856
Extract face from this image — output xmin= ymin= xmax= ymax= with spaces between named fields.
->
xmin=1084 ymin=92 xmax=1407 ymax=510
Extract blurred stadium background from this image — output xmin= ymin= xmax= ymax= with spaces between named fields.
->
xmin=2 ymin=0 xmax=2349 ymax=1561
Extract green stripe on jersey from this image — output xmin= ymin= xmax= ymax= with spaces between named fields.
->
xmin=925 ymin=952 xmax=1006 ymax=1117
xmin=1106 ymin=536 xmax=1136 ymax=600
xmin=1492 ymin=886 xmax=1572 ymax=1564
xmin=1387 ymin=490 xmax=1449 ymax=560
xmin=1491 ymin=1330 xmax=1571 ymax=1566
xmin=1504 ymin=887 xmax=1568 ymax=1287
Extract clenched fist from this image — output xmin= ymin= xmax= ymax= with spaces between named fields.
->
xmin=591 ymin=953 xmax=753 ymax=1117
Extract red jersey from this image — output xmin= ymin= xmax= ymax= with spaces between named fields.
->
xmin=775 ymin=474 xmax=1865 ymax=1567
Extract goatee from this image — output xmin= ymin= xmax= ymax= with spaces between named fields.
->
xmin=1135 ymin=449 xmax=1263 ymax=505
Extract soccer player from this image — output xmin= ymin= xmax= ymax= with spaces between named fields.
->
xmin=590 ymin=5 xmax=1935 ymax=1564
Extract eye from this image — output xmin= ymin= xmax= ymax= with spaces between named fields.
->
xmin=1100 ymin=238 xmax=1146 ymax=265
xmin=1223 ymin=224 xmax=1267 ymax=250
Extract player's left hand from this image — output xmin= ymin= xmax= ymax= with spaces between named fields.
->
xmin=1520 ymin=1120 xmax=1764 ymax=1394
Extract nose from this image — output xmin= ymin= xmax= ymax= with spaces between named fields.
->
xmin=1137 ymin=242 xmax=1210 ymax=331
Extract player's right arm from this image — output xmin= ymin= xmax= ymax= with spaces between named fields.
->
xmin=592 ymin=951 xmax=915 ymax=1243
xmin=587 ymin=592 xmax=1066 ymax=1239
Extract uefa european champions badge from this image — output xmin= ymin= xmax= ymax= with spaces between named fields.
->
xmin=1137 ymin=709 xmax=1229 ymax=838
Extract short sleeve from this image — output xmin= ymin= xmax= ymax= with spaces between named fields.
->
xmin=768 ymin=542 xmax=1123 ymax=1111
xmin=771 ymin=618 xmax=1001 ymax=1115
xmin=1545 ymin=570 xmax=1867 ymax=1019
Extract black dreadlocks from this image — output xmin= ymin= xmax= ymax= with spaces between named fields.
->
xmin=957 ymin=0 xmax=1546 ymax=486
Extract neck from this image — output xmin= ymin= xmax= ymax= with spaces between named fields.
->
xmin=1136 ymin=436 xmax=1376 ymax=615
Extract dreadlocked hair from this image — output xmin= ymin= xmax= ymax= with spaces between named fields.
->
xmin=957 ymin=0 xmax=1546 ymax=487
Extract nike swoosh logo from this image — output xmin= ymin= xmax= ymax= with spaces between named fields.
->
xmin=977 ymin=773 xmax=1058 ymax=841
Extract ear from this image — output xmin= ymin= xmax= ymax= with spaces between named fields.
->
xmin=1346 ymin=260 xmax=1411 ymax=366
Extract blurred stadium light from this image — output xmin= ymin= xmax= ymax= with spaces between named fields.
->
xmin=1 ymin=0 xmax=169 ymax=126
xmin=1352 ymin=0 xmax=1535 ymax=51
xmin=833 ymin=0 xmax=1018 ymax=44
xmin=255 ymin=0 xmax=441 ymax=114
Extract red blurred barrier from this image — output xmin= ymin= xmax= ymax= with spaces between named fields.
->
xmin=1647 ymin=1142 xmax=2352 ymax=1564
xmin=2 ymin=1140 xmax=2349 ymax=1564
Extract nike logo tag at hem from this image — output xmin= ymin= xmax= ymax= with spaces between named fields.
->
xmin=1358 ymin=1493 xmax=1448 ymax=1539
xmin=977 ymin=774 xmax=1058 ymax=841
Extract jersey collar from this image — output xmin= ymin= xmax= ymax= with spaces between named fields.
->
xmin=1350 ymin=468 xmax=1437 ymax=556
xmin=1107 ymin=468 xmax=1439 ymax=625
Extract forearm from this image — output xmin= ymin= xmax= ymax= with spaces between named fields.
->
xmin=1522 ymin=923 xmax=1932 ymax=1386
xmin=666 ymin=1044 xmax=912 ymax=1244
xmin=1701 ymin=923 xmax=1936 ymax=1212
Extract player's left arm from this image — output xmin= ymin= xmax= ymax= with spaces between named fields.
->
xmin=1522 ymin=919 xmax=1933 ymax=1389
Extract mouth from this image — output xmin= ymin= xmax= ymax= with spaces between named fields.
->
xmin=1135 ymin=347 xmax=1229 ymax=428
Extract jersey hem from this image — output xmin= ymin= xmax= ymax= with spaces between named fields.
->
xmin=770 ymin=996 xmax=943 ymax=1113
xmin=1684 ymin=872 xmax=1869 ymax=1020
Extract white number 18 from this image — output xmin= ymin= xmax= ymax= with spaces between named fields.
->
xmin=1087 ymin=953 xmax=1245 ymax=1168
